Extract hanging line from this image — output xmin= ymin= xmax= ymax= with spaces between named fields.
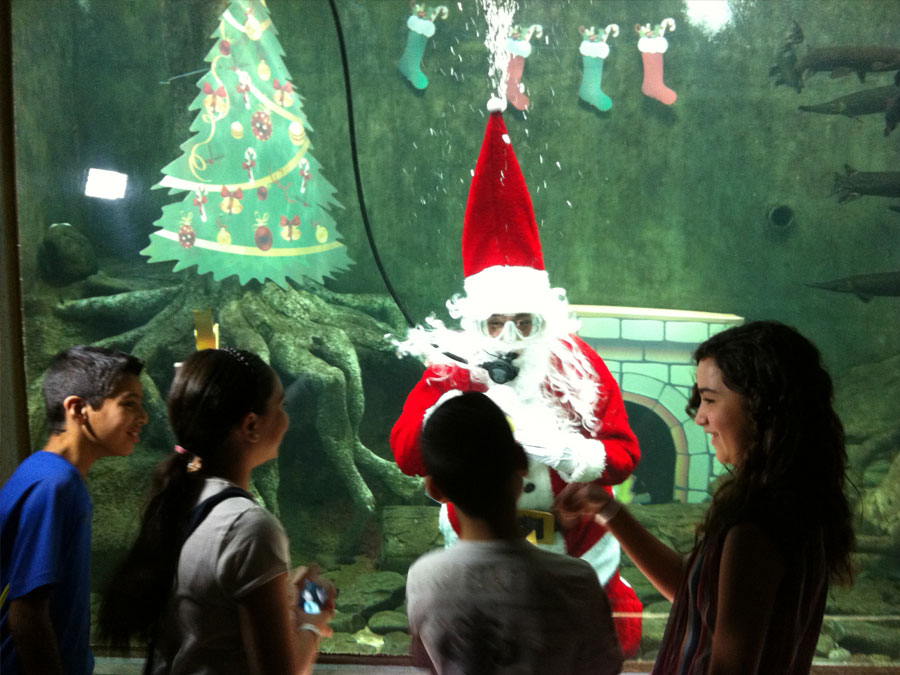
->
xmin=327 ymin=0 xmax=415 ymax=328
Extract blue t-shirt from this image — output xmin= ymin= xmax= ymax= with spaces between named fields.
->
xmin=1 ymin=451 xmax=94 ymax=675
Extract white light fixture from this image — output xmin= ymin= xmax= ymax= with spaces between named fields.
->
xmin=84 ymin=168 xmax=128 ymax=199
xmin=683 ymin=0 xmax=733 ymax=37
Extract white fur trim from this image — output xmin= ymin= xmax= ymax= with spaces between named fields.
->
xmin=638 ymin=35 xmax=668 ymax=53
xmin=564 ymin=436 xmax=607 ymax=483
xmin=487 ymin=97 xmax=507 ymax=113
xmin=580 ymin=41 xmax=610 ymax=59
xmin=463 ymin=266 xmax=551 ymax=317
xmin=580 ymin=531 xmax=622 ymax=586
xmin=422 ymin=389 xmax=463 ymax=428
xmin=507 ymin=37 xmax=533 ymax=58
xmin=407 ymin=15 xmax=436 ymax=37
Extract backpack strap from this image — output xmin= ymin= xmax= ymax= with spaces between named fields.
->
xmin=181 ymin=486 xmax=256 ymax=544
xmin=144 ymin=485 xmax=255 ymax=675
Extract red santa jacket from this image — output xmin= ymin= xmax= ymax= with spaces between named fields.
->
xmin=390 ymin=334 xmax=639 ymax=558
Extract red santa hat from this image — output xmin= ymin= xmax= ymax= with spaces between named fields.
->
xmin=459 ymin=99 xmax=551 ymax=319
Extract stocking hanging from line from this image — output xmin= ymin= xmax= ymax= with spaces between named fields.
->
xmin=505 ymin=24 xmax=542 ymax=111
xmin=578 ymin=24 xmax=619 ymax=112
xmin=398 ymin=5 xmax=448 ymax=90
xmin=636 ymin=18 xmax=677 ymax=106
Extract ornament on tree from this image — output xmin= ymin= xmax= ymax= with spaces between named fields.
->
xmin=397 ymin=3 xmax=448 ymax=90
xmin=202 ymin=82 xmax=228 ymax=117
xmin=216 ymin=217 xmax=232 ymax=246
xmin=178 ymin=213 xmax=196 ymax=249
xmin=257 ymin=58 xmax=271 ymax=80
xmin=220 ymin=186 xmax=244 ymax=214
xmin=272 ymin=78 xmax=293 ymax=107
xmin=636 ymin=18 xmax=677 ymax=105
xmin=288 ymin=121 xmax=306 ymax=146
xmin=505 ymin=24 xmax=542 ymax=111
xmin=144 ymin=0 xmax=353 ymax=287
xmin=250 ymin=110 xmax=273 ymax=141
xmin=280 ymin=214 xmax=301 ymax=241
xmin=253 ymin=212 xmax=273 ymax=251
xmin=578 ymin=24 xmax=618 ymax=112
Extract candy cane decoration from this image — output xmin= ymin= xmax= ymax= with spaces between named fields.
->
xmin=298 ymin=156 xmax=311 ymax=194
xmin=424 ymin=5 xmax=448 ymax=22
xmin=236 ymin=69 xmax=251 ymax=110
xmin=192 ymin=187 xmax=208 ymax=222
xmin=603 ymin=24 xmax=620 ymax=42
xmin=243 ymin=147 xmax=256 ymax=183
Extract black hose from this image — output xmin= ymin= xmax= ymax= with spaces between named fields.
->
xmin=326 ymin=0 xmax=415 ymax=328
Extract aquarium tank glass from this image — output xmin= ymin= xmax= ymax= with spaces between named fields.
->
xmin=7 ymin=0 xmax=900 ymax=666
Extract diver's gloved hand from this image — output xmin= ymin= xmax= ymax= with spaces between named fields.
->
xmin=518 ymin=431 xmax=607 ymax=483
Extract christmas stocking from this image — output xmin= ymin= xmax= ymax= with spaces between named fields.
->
xmin=636 ymin=19 xmax=677 ymax=105
xmin=578 ymin=24 xmax=619 ymax=112
xmin=505 ymin=24 xmax=542 ymax=111
xmin=398 ymin=5 xmax=448 ymax=90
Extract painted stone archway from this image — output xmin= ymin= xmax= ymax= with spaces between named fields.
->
xmin=572 ymin=305 xmax=743 ymax=504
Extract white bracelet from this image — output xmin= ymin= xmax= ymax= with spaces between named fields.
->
xmin=299 ymin=623 xmax=322 ymax=637
xmin=594 ymin=498 xmax=621 ymax=525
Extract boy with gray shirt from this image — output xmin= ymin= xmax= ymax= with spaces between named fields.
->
xmin=406 ymin=392 xmax=623 ymax=674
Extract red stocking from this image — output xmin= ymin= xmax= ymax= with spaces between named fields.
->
xmin=636 ymin=20 xmax=677 ymax=105
xmin=640 ymin=51 xmax=676 ymax=105
xmin=506 ymin=55 xmax=529 ymax=111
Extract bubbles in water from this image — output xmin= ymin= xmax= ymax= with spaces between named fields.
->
xmin=479 ymin=0 xmax=518 ymax=104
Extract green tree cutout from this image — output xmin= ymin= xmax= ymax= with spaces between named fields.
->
xmin=143 ymin=0 xmax=353 ymax=287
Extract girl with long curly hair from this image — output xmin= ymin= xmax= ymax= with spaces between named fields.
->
xmin=556 ymin=321 xmax=854 ymax=674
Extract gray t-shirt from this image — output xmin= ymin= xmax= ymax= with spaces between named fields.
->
xmin=406 ymin=538 xmax=624 ymax=675
xmin=153 ymin=477 xmax=290 ymax=675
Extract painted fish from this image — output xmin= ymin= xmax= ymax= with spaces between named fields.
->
xmin=832 ymin=166 xmax=900 ymax=203
xmin=807 ymin=271 xmax=900 ymax=302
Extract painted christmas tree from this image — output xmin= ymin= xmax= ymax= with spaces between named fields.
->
xmin=143 ymin=0 xmax=353 ymax=287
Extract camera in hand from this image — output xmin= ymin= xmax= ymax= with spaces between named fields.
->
xmin=300 ymin=579 xmax=327 ymax=614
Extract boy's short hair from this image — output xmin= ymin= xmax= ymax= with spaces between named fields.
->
xmin=421 ymin=392 xmax=527 ymax=517
xmin=43 ymin=345 xmax=144 ymax=434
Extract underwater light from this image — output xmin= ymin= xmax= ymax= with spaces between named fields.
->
xmin=683 ymin=0 xmax=733 ymax=37
xmin=84 ymin=168 xmax=128 ymax=200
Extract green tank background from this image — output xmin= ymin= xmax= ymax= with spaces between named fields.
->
xmin=9 ymin=0 xmax=900 ymax=663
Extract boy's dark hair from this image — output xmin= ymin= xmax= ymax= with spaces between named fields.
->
xmin=43 ymin=345 xmax=144 ymax=434
xmin=421 ymin=391 xmax=527 ymax=517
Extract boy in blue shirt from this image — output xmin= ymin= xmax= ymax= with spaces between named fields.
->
xmin=1 ymin=345 xmax=147 ymax=675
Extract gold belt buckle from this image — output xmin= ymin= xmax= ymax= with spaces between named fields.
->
xmin=516 ymin=509 xmax=555 ymax=545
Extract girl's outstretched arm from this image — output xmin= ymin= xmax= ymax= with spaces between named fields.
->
xmin=555 ymin=482 xmax=684 ymax=601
